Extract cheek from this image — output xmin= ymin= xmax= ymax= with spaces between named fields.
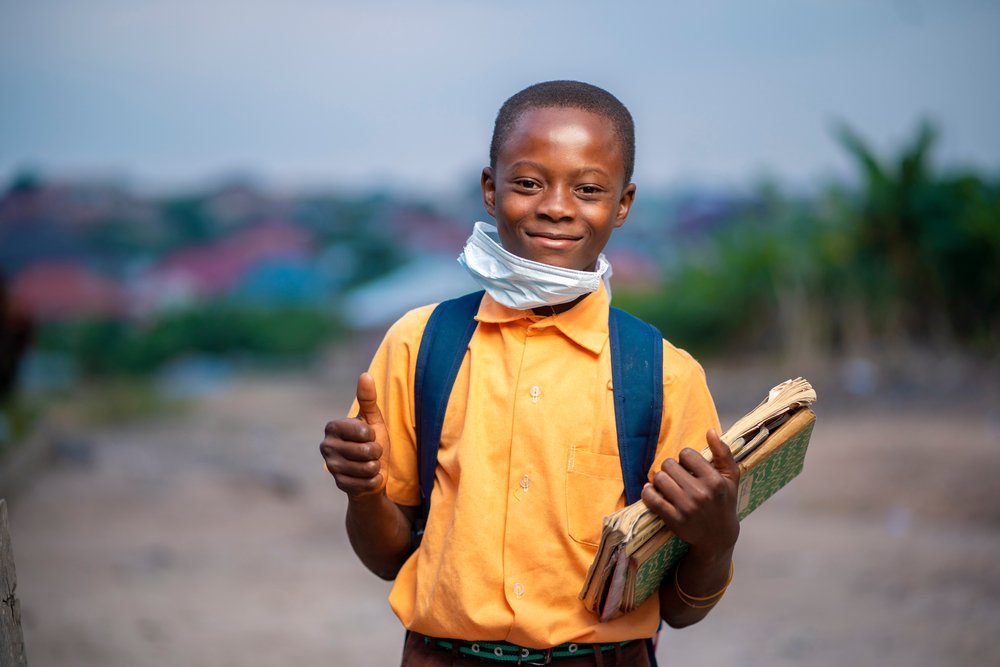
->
xmin=494 ymin=221 xmax=522 ymax=250
xmin=495 ymin=201 xmax=533 ymax=233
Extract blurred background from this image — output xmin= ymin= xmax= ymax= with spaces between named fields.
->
xmin=1 ymin=1 xmax=998 ymax=666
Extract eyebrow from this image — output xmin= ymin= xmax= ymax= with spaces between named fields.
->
xmin=506 ymin=160 xmax=612 ymax=179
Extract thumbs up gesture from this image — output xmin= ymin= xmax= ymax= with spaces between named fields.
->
xmin=641 ymin=429 xmax=741 ymax=557
xmin=321 ymin=372 xmax=391 ymax=499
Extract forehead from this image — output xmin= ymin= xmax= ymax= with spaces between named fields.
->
xmin=498 ymin=106 xmax=624 ymax=173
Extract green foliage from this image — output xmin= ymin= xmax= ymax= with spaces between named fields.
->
xmin=833 ymin=120 xmax=1000 ymax=346
xmin=0 ymin=396 xmax=41 ymax=456
xmin=619 ymin=121 xmax=999 ymax=357
xmin=618 ymin=194 xmax=825 ymax=356
xmin=37 ymin=304 xmax=345 ymax=377
xmin=66 ymin=379 xmax=190 ymax=425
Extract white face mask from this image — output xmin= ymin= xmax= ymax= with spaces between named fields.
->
xmin=457 ymin=221 xmax=612 ymax=310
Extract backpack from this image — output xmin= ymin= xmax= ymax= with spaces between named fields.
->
xmin=412 ymin=290 xmax=664 ymax=664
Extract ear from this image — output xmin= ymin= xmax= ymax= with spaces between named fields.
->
xmin=614 ymin=182 xmax=637 ymax=228
xmin=481 ymin=167 xmax=496 ymax=218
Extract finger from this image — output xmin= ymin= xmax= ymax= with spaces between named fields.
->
xmin=325 ymin=419 xmax=373 ymax=443
xmin=324 ymin=456 xmax=382 ymax=480
xmin=677 ymin=447 xmax=717 ymax=478
xmin=641 ymin=482 xmax=684 ymax=525
xmin=331 ymin=440 xmax=383 ymax=464
xmin=653 ymin=462 xmax=697 ymax=507
xmin=706 ymin=428 xmax=740 ymax=480
xmin=355 ymin=372 xmax=385 ymax=426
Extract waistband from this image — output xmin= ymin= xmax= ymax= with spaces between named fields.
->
xmin=420 ymin=635 xmax=633 ymax=664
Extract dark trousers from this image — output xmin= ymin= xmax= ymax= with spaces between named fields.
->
xmin=400 ymin=632 xmax=653 ymax=667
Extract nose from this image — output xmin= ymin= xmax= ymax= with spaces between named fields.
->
xmin=536 ymin=184 xmax=574 ymax=222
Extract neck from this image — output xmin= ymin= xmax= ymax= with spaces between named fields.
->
xmin=531 ymin=293 xmax=587 ymax=317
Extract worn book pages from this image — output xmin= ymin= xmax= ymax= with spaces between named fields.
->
xmin=580 ymin=379 xmax=817 ymax=621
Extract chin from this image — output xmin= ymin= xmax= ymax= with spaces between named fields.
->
xmin=524 ymin=253 xmax=576 ymax=269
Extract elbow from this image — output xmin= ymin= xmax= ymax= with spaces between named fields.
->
xmin=662 ymin=614 xmax=698 ymax=630
xmin=661 ymin=605 xmax=714 ymax=629
xmin=366 ymin=552 xmax=410 ymax=581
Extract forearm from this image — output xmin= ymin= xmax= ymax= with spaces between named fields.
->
xmin=345 ymin=493 xmax=415 ymax=580
xmin=659 ymin=544 xmax=735 ymax=628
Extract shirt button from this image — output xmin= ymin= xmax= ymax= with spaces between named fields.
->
xmin=520 ymin=474 xmax=531 ymax=492
xmin=513 ymin=582 xmax=525 ymax=599
xmin=529 ymin=385 xmax=541 ymax=403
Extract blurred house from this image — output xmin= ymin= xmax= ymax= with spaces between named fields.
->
xmin=203 ymin=181 xmax=290 ymax=231
xmin=0 ymin=218 xmax=89 ymax=277
xmin=10 ymin=261 xmax=127 ymax=321
xmin=132 ymin=220 xmax=315 ymax=314
xmin=232 ymin=259 xmax=331 ymax=306
xmin=387 ymin=207 xmax=468 ymax=254
xmin=342 ymin=254 xmax=478 ymax=329
xmin=674 ymin=191 xmax=744 ymax=238
xmin=603 ymin=248 xmax=660 ymax=290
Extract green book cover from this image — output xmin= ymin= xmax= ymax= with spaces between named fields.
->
xmin=622 ymin=411 xmax=816 ymax=613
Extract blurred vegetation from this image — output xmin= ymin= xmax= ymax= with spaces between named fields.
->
xmin=0 ymin=397 xmax=41 ymax=457
xmin=3 ymin=119 xmax=997 ymax=404
xmin=618 ymin=121 xmax=1000 ymax=359
xmin=59 ymin=378 xmax=192 ymax=426
xmin=36 ymin=303 xmax=345 ymax=378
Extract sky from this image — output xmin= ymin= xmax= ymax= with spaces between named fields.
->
xmin=2 ymin=0 xmax=999 ymax=194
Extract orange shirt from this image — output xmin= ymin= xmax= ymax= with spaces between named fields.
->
xmin=359 ymin=283 xmax=720 ymax=648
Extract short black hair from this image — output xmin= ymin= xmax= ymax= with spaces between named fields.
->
xmin=489 ymin=80 xmax=636 ymax=184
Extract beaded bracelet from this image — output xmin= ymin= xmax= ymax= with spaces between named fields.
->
xmin=674 ymin=560 xmax=734 ymax=609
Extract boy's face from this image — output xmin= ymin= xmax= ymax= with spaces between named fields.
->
xmin=481 ymin=106 xmax=636 ymax=272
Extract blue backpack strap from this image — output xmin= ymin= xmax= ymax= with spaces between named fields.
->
xmin=610 ymin=307 xmax=664 ymax=666
xmin=412 ymin=290 xmax=484 ymax=545
xmin=608 ymin=307 xmax=664 ymax=505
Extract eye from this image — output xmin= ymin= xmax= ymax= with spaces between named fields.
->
xmin=513 ymin=179 xmax=540 ymax=190
xmin=578 ymin=185 xmax=603 ymax=196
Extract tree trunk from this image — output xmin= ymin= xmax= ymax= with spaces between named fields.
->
xmin=1 ymin=499 xmax=27 ymax=667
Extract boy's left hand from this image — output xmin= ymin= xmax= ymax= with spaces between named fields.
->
xmin=641 ymin=429 xmax=741 ymax=558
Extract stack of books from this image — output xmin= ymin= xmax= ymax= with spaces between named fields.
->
xmin=580 ymin=378 xmax=818 ymax=621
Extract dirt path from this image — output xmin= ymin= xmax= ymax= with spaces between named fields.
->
xmin=5 ymin=371 xmax=1000 ymax=666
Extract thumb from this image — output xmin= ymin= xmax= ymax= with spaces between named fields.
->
xmin=706 ymin=428 xmax=739 ymax=480
xmin=355 ymin=372 xmax=385 ymax=426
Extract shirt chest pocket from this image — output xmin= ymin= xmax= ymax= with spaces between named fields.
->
xmin=566 ymin=449 xmax=626 ymax=547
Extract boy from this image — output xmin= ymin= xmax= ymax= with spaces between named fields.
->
xmin=321 ymin=81 xmax=740 ymax=666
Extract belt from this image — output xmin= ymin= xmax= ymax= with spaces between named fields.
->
xmin=421 ymin=635 xmax=633 ymax=664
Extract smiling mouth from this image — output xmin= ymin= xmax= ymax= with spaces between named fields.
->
xmin=525 ymin=232 xmax=582 ymax=251
xmin=526 ymin=231 xmax=582 ymax=244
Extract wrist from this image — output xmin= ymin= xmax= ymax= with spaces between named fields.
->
xmin=674 ymin=559 xmax=734 ymax=609
xmin=347 ymin=486 xmax=388 ymax=508
xmin=686 ymin=533 xmax=737 ymax=565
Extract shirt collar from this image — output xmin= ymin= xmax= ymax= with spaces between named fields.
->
xmin=475 ymin=281 xmax=610 ymax=355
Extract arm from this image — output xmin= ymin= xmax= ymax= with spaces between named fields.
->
xmin=321 ymin=372 xmax=416 ymax=580
xmin=641 ymin=428 xmax=740 ymax=628
xmin=345 ymin=495 xmax=417 ymax=581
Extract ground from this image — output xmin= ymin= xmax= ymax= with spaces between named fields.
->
xmin=5 ymin=356 xmax=1000 ymax=666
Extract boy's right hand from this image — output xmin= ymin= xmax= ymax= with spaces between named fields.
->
xmin=321 ymin=372 xmax=390 ymax=499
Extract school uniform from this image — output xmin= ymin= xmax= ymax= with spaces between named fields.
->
xmin=356 ymin=282 xmax=720 ymax=659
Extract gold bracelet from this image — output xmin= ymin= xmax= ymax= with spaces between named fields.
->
xmin=674 ymin=560 xmax=734 ymax=608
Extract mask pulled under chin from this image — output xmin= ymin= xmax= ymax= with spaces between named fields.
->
xmin=457 ymin=221 xmax=612 ymax=310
